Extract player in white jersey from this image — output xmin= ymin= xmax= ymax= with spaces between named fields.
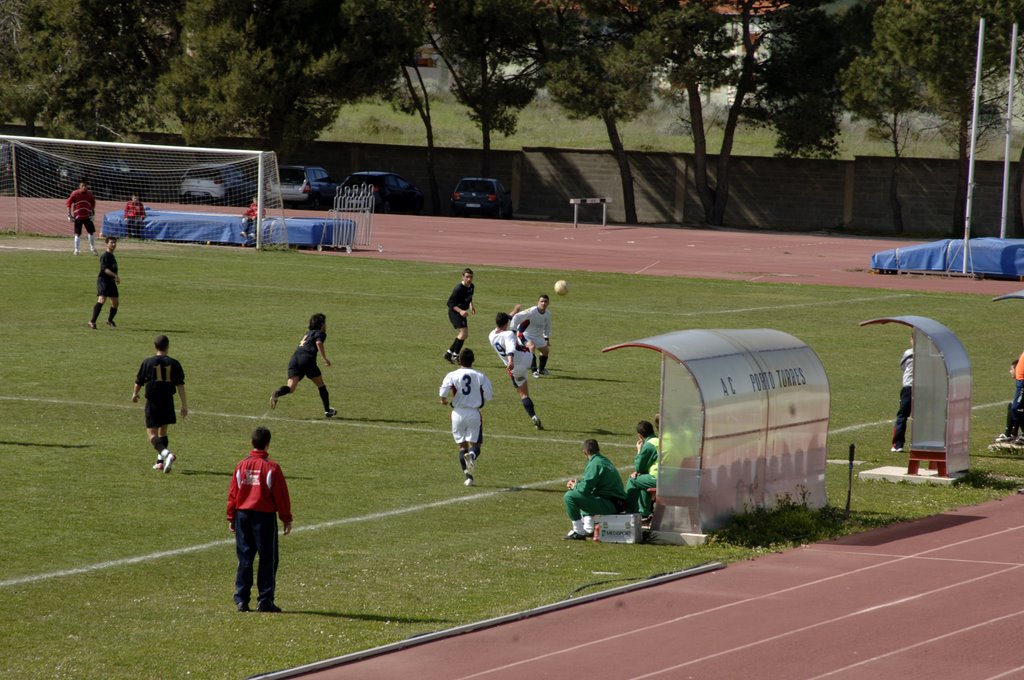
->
xmin=488 ymin=312 xmax=543 ymax=430
xmin=439 ymin=348 xmax=493 ymax=486
xmin=510 ymin=294 xmax=552 ymax=377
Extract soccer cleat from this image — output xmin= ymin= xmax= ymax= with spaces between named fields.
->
xmin=163 ymin=451 xmax=175 ymax=473
xmin=236 ymin=602 xmax=250 ymax=612
xmin=256 ymin=601 xmax=282 ymax=613
xmin=532 ymin=415 xmax=544 ymax=430
xmin=464 ymin=452 xmax=476 ymax=475
xmin=105 ymin=319 xmax=116 ymax=328
xmin=464 ymin=474 xmax=474 ymax=487
xmin=1014 ymin=436 xmax=1024 ymax=446
xmin=87 ymin=321 xmax=96 ymax=329
xmin=269 ymin=392 xmax=278 ymax=410
xmin=533 ymin=371 xmax=541 ymax=378
xmin=152 ymin=461 xmax=164 ymax=471
xmin=540 ymin=368 xmax=550 ymax=376
xmin=91 ymin=248 xmax=98 ymax=256
xmin=890 ymin=446 xmax=902 ymax=453
xmin=443 ymin=351 xmax=456 ymax=364
xmin=563 ymin=530 xmax=588 ymax=540
xmin=74 ymin=250 xmax=80 ymax=256
xmin=325 ymin=407 xmax=337 ymax=418
xmin=996 ymin=434 xmax=1013 ymax=442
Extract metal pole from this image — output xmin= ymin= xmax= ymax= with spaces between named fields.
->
xmin=963 ymin=17 xmax=985 ymax=274
xmin=845 ymin=443 xmax=855 ymax=520
xmin=1001 ymin=22 xmax=1018 ymax=239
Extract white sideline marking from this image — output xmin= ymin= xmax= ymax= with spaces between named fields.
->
xmin=0 ymin=394 xmax=1010 ymax=588
xmin=0 ymin=477 xmax=567 ymax=589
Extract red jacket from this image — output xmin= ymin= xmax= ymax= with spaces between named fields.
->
xmin=66 ymin=188 xmax=96 ymax=219
xmin=124 ymin=199 xmax=146 ymax=219
xmin=226 ymin=450 xmax=292 ymax=524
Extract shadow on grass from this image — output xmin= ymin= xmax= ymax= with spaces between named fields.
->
xmin=550 ymin=375 xmax=625 ymax=383
xmin=182 ymin=469 xmax=317 ymax=481
xmin=277 ymin=611 xmax=451 ymax=624
xmin=0 ymin=440 xmax=91 ymax=449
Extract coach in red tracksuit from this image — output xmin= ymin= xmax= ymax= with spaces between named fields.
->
xmin=227 ymin=426 xmax=293 ymax=613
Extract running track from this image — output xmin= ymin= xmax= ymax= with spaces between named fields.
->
xmin=247 ymin=217 xmax=1024 ymax=679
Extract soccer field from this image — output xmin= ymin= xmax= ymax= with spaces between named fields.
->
xmin=1 ymin=235 xmax=1021 ymax=679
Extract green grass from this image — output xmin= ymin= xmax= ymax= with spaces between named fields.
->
xmin=322 ymin=91 xmax=1019 ymax=161
xmin=2 ymin=234 xmax=1023 ymax=678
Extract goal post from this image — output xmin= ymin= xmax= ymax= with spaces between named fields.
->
xmin=0 ymin=135 xmax=286 ymax=248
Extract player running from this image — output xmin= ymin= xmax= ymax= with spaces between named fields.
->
xmin=488 ymin=312 xmax=543 ymax=430
xmin=269 ymin=313 xmax=337 ymax=418
xmin=439 ymin=348 xmax=493 ymax=486
xmin=511 ymin=294 xmax=552 ymax=378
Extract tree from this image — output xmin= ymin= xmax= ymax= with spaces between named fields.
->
xmin=867 ymin=0 xmax=1024 ymax=237
xmin=842 ymin=3 xmax=920 ymax=234
xmin=546 ymin=6 xmax=662 ymax=224
xmin=428 ymin=0 xmax=547 ymax=176
xmin=347 ymin=1 xmax=441 ymax=213
xmin=160 ymin=0 xmax=388 ymax=152
xmin=649 ymin=0 xmax=851 ymax=226
xmin=0 ymin=0 xmax=182 ymax=140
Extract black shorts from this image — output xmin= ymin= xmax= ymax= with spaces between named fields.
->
xmin=74 ymin=217 xmax=95 ymax=235
xmin=145 ymin=399 xmax=176 ymax=429
xmin=97 ymin=277 xmax=118 ymax=298
xmin=448 ymin=308 xmax=468 ymax=330
xmin=288 ymin=351 xmax=322 ymax=380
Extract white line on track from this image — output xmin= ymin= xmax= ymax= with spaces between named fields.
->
xmin=0 ymin=394 xmax=1010 ymax=589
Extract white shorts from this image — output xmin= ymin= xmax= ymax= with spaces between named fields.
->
xmin=523 ymin=333 xmax=548 ymax=350
xmin=508 ymin=362 xmax=530 ymax=388
xmin=450 ymin=408 xmax=482 ymax=444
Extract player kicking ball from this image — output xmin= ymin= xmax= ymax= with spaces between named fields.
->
xmin=489 ymin=312 xmax=544 ymax=430
xmin=439 ymin=349 xmax=493 ymax=486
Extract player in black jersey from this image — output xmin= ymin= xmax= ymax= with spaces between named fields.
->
xmin=443 ymin=268 xmax=475 ymax=364
xmin=88 ymin=237 xmax=120 ymax=329
xmin=132 ymin=335 xmax=188 ymax=472
xmin=269 ymin=313 xmax=337 ymax=418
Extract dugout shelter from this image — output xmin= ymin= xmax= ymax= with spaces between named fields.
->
xmin=603 ymin=329 xmax=830 ymax=544
xmin=859 ymin=316 xmax=971 ymax=478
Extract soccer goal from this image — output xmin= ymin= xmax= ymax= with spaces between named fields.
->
xmin=0 ymin=135 xmax=286 ymax=249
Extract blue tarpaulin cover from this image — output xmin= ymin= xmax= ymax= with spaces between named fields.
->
xmin=101 ymin=209 xmax=354 ymax=248
xmin=871 ymin=238 xmax=1024 ymax=279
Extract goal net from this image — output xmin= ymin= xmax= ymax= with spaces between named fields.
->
xmin=0 ymin=135 xmax=286 ymax=249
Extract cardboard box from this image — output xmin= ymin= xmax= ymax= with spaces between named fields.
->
xmin=593 ymin=514 xmax=642 ymax=543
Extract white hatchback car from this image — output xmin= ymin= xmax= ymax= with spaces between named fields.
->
xmin=180 ymin=163 xmax=251 ymax=205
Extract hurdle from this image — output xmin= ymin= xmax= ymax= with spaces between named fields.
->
xmin=570 ymin=197 xmax=611 ymax=228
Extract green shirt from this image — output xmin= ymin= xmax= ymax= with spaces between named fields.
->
xmin=576 ymin=452 xmax=626 ymax=501
xmin=634 ymin=436 xmax=659 ymax=475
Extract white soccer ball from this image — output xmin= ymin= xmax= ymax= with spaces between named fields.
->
xmin=554 ymin=280 xmax=569 ymax=296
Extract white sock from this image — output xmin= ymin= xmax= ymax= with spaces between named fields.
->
xmin=88 ymin=234 xmax=96 ymax=250
xmin=160 ymin=448 xmax=171 ymax=459
xmin=571 ymin=519 xmax=585 ymax=534
xmin=582 ymin=515 xmax=595 ymax=534
xmin=74 ymin=235 xmax=80 ymax=251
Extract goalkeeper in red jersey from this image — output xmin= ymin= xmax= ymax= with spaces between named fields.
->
xmin=66 ymin=181 xmax=97 ymax=255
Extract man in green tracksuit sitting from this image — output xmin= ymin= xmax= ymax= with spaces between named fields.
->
xmin=563 ymin=438 xmax=627 ymax=540
xmin=625 ymin=420 xmax=659 ymax=518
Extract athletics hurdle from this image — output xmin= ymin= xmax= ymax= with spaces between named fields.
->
xmin=570 ymin=197 xmax=610 ymax=228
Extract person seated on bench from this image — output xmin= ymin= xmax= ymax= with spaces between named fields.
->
xmin=563 ymin=438 xmax=626 ymax=540
xmin=625 ymin=420 xmax=659 ymax=519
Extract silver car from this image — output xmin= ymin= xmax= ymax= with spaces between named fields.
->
xmin=279 ymin=165 xmax=339 ymax=209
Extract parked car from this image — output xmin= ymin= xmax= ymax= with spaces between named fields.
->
xmin=91 ymin=158 xmax=154 ymax=200
xmin=340 ymin=171 xmax=423 ymax=214
xmin=279 ymin=165 xmax=339 ymax=209
xmin=180 ymin=162 xmax=253 ymax=205
xmin=450 ymin=177 xmax=513 ymax=218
